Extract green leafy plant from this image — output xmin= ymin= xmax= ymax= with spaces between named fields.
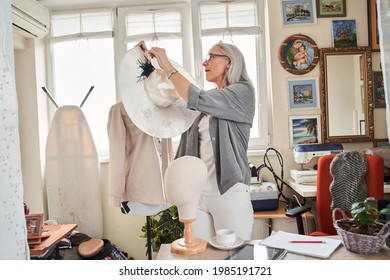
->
xmin=139 ymin=206 xmax=184 ymax=258
xmin=351 ymin=197 xmax=390 ymax=226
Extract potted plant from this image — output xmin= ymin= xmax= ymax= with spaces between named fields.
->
xmin=333 ymin=197 xmax=390 ymax=254
xmin=139 ymin=206 xmax=184 ymax=258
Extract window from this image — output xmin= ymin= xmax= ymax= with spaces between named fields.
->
xmin=116 ymin=4 xmax=191 ymax=144
xmin=118 ymin=7 xmax=184 ymax=64
xmin=192 ymin=0 xmax=269 ymax=149
xmin=47 ymin=1 xmax=270 ymax=158
xmin=49 ymin=10 xmax=116 ymax=157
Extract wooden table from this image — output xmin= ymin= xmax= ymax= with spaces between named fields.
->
xmin=156 ymin=238 xmax=390 ymax=260
xmin=29 ymin=224 xmax=77 ymax=259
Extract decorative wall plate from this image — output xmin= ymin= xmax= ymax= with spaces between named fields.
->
xmin=279 ymin=34 xmax=319 ymax=75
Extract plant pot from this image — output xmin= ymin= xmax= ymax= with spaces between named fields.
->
xmin=332 ymin=208 xmax=390 ymax=254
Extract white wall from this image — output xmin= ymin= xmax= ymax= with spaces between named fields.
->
xmin=13 ymin=0 xmax=387 ymax=260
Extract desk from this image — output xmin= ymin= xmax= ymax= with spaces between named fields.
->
xmin=288 ymin=179 xmax=390 ymax=198
xmin=29 ymin=224 xmax=77 ymax=259
xmin=253 ymin=203 xmax=314 ymax=220
xmin=156 ymin=238 xmax=390 ymax=260
xmin=252 ymin=202 xmax=315 ymax=237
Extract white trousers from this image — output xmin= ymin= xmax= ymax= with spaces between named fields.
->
xmin=192 ymin=183 xmax=254 ymax=242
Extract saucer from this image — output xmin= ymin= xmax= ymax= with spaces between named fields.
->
xmin=208 ymin=236 xmax=244 ymax=250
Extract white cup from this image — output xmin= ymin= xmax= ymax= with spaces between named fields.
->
xmin=216 ymin=229 xmax=236 ymax=246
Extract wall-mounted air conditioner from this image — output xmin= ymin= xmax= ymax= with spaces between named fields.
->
xmin=12 ymin=0 xmax=50 ymax=39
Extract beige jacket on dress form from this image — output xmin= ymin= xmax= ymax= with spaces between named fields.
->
xmin=107 ymin=102 xmax=173 ymax=207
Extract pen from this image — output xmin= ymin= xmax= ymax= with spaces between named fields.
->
xmin=289 ymin=240 xmax=326 ymax=244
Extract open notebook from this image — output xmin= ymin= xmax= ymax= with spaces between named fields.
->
xmin=259 ymin=231 xmax=342 ymax=259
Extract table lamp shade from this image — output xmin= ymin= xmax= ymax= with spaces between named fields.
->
xmin=164 ymin=156 xmax=207 ymax=220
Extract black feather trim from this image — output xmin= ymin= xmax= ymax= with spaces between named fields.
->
xmin=137 ymin=56 xmax=155 ymax=82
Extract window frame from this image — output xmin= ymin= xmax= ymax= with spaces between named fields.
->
xmin=191 ymin=0 xmax=271 ymax=151
xmin=46 ymin=0 xmax=271 ymax=159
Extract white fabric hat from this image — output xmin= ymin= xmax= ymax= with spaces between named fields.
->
xmin=118 ymin=46 xmax=200 ymax=138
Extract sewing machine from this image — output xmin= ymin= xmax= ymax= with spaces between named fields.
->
xmin=291 ymin=143 xmax=344 ymax=183
xmin=293 ymin=143 xmax=344 ymax=167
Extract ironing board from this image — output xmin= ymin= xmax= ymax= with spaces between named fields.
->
xmin=45 ymin=103 xmax=103 ymax=238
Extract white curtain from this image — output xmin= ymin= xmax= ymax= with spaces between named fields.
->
xmin=378 ymin=0 xmax=390 ymax=138
xmin=0 ymin=4 xmax=29 ymax=259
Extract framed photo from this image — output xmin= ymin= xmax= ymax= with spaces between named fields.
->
xmin=332 ymin=20 xmax=357 ymax=48
xmin=368 ymin=0 xmax=380 ymax=51
xmin=281 ymin=0 xmax=316 ymax=26
xmin=26 ymin=213 xmax=44 ymax=242
xmin=373 ymin=71 xmax=385 ymax=108
xmin=287 ymin=78 xmax=319 ymax=109
xmin=278 ymin=34 xmax=319 ymax=75
xmin=289 ymin=115 xmax=321 ymax=148
xmin=373 ymin=138 xmax=390 ymax=147
xmin=316 ymin=0 xmax=346 ymax=18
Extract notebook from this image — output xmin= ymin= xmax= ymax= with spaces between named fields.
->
xmin=225 ymin=244 xmax=287 ymax=260
xmin=259 ymin=231 xmax=342 ymax=259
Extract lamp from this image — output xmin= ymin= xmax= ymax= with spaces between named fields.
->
xmin=164 ymin=156 xmax=208 ymax=255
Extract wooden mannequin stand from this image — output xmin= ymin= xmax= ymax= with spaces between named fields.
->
xmin=171 ymin=219 xmax=207 ymax=255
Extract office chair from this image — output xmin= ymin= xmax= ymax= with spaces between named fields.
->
xmin=286 ymin=152 xmax=385 ymax=236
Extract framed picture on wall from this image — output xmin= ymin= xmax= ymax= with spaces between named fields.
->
xmin=281 ymin=0 xmax=316 ymax=26
xmin=288 ymin=115 xmax=321 ymax=148
xmin=373 ymin=138 xmax=390 ymax=147
xmin=332 ymin=19 xmax=357 ymax=48
xmin=316 ymin=0 xmax=346 ymax=18
xmin=278 ymin=34 xmax=319 ymax=75
xmin=368 ymin=0 xmax=380 ymax=51
xmin=373 ymin=71 xmax=385 ymax=108
xmin=287 ymin=77 xmax=319 ymax=109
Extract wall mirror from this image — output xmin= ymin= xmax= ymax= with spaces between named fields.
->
xmin=319 ymin=47 xmax=373 ymax=143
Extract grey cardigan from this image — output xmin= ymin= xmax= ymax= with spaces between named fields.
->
xmin=175 ymin=82 xmax=255 ymax=195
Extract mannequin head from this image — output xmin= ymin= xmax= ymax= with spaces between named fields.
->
xmin=164 ymin=156 xmax=207 ymax=220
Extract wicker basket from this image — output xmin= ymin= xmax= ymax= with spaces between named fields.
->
xmin=332 ymin=208 xmax=390 ymax=254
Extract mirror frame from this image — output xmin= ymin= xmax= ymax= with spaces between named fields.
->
xmin=319 ymin=46 xmax=373 ymax=143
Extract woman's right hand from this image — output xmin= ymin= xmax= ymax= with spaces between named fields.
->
xmin=148 ymin=47 xmax=173 ymax=73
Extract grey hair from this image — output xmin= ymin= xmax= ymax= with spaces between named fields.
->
xmin=213 ymin=41 xmax=252 ymax=87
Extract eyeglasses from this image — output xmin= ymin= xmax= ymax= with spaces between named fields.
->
xmin=204 ymin=53 xmax=229 ymax=62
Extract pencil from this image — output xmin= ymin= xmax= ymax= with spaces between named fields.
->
xmin=289 ymin=240 xmax=326 ymax=244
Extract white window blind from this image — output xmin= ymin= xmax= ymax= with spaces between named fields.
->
xmin=50 ymin=10 xmax=114 ymax=43
xmin=124 ymin=9 xmax=182 ymax=44
xmin=200 ymin=0 xmax=260 ymax=34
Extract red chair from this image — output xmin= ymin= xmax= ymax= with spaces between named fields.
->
xmin=287 ymin=153 xmax=384 ymax=236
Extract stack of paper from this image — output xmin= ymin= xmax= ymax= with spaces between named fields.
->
xmin=260 ymin=231 xmax=341 ymax=259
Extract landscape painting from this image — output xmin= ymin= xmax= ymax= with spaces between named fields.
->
xmin=282 ymin=0 xmax=315 ymax=25
xmin=289 ymin=115 xmax=321 ymax=148
xmin=288 ymin=78 xmax=318 ymax=109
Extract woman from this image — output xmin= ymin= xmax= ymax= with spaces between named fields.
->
xmin=141 ymin=40 xmax=255 ymax=242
